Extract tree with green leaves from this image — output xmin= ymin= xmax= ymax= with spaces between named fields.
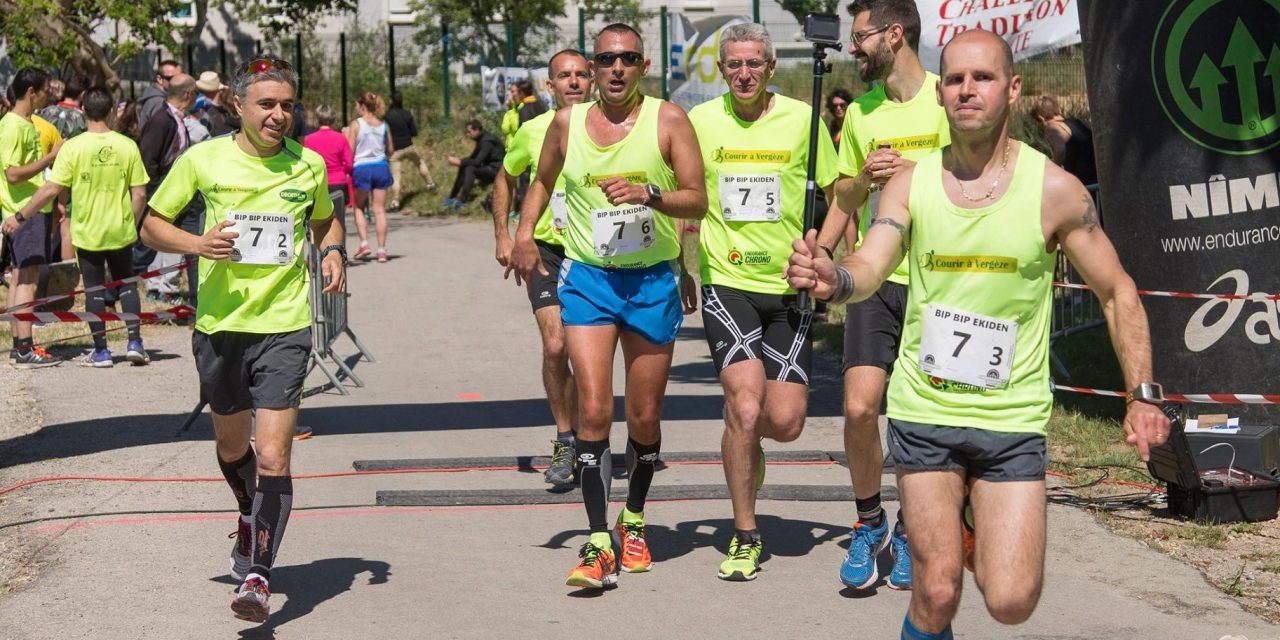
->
xmin=0 ymin=0 xmax=352 ymax=91
xmin=779 ymin=0 xmax=843 ymax=27
xmin=408 ymin=0 xmax=652 ymax=68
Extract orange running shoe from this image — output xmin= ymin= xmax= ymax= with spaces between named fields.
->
xmin=566 ymin=541 xmax=619 ymax=589
xmin=615 ymin=516 xmax=653 ymax=573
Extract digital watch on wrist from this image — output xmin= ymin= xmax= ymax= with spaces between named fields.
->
xmin=646 ymin=184 xmax=662 ymax=204
xmin=1125 ymin=382 xmax=1165 ymax=405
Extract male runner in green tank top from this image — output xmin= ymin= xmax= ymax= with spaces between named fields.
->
xmin=687 ymin=23 xmax=837 ymax=582
xmin=492 ymin=49 xmax=593 ymax=485
xmin=815 ymin=0 xmax=951 ymax=592
xmin=788 ymin=30 xmax=1170 ymax=639
xmin=511 ymin=23 xmax=706 ymax=590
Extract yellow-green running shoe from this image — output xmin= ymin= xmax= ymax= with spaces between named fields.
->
xmin=717 ymin=533 xmax=764 ymax=581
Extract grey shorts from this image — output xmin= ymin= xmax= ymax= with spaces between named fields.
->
xmin=7 ymin=211 xmax=52 ymax=269
xmin=193 ymin=327 xmax=312 ymax=415
xmin=887 ymin=419 xmax=1047 ymax=481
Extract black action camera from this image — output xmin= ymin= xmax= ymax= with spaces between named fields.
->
xmin=803 ymin=13 xmax=842 ymax=46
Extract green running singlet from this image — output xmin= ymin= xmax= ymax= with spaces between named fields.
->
xmin=887 ymin=144 xmax=1055 ymax=435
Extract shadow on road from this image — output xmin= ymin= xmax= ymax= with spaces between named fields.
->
xmin=217 ymin=556 xmax=391 ymax=638
xmin=540 ymin=514 xmax=846 ymax=564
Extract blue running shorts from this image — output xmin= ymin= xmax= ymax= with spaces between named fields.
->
xmin=557 ymin=259 xmax=682 ymax=345
xmin=352 ymin=161 xmax=393 ymax=192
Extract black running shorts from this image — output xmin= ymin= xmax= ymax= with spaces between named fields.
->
xmin=526 ymin=240 xmax=564 ymax=312
xmin=887 ymin=419 xmax=1047 ymax=481
xmin=701 ymin=283 xmax=812 ymax=385
xmin=842 ymin=281 xmax=907 ymax=372
xmin=193 ymin=327 xmax=312 ymax=415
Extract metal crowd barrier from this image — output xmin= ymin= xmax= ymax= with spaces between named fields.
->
xmin=304 ymin=193 xmax=376 ymax=395
xmin=1048 ymin=183 xmax=1105 ymax=381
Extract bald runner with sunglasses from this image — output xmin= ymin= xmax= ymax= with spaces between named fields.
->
xmin=813 ymin=0 xmax=951 ymax=593
xmin=141 ymin=58 xmax=346 ymax=624
xmin=511 ymin=23 xmax=706 ymax=591
xmin=686 ymin=23 xmax=837 ymax=582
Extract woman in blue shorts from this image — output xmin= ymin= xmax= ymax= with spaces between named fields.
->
xmin=347 ymin=91 xmax=394 ymax=262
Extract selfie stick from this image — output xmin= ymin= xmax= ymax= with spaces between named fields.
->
xmin=796 ymin=16 xmax=842 ymax=311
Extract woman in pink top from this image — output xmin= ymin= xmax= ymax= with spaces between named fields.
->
xmin=303 ymin=105 xmax=354 ymax=231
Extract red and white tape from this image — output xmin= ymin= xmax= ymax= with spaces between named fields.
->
xmin=0 ymin=258 xmax=196 ymax=314
xmin=0 ymin=305 xmax=194 ymax=324
xmin=1053 ymin=384 xmax=1280 ymax=405
xmin=1053 ymin=281 xmax=1280 ymax=301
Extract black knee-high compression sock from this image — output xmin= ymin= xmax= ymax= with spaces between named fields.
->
xmin=576 ymin=438 xmax=612 ymax=533
xmin=625 ymin=438 xmax=660 ymax=514
xmin=217 ymin=448 xmax=256 ymax=516
xmin=249 ymin=475 xmax=294 ymax=580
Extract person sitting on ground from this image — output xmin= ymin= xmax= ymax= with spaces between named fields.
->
xmin=383 ymin=90 xmax=437 ymax=211
xmin=14 ymin=87 xmax=151 ymax=367
xmin=1029 ymin=94 xmax=1097 ymax=187
xmin=444 ymin=120 xmax=504 ymax=211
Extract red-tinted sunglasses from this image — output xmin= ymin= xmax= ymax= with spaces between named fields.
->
xmin=239 ymin=58 xmax=293 ymax=75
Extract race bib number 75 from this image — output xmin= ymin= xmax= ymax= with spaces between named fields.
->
xmin=918 ymin=304 xmax=1017 ymax=389
xmin=227 ymin=211 xmax=295 ymax=266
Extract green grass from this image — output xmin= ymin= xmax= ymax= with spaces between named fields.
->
xmin=1161 ymin=523 xmax=1230 ymax=549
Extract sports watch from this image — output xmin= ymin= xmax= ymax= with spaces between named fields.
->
xmin=1125 ymin=382 xmax=1165 ymax=405
xmin=646 ymin=184 xmax=663 ymax=204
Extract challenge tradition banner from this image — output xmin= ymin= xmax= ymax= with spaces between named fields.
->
xmin=1080 ymin=0 xmax=1280 ymax=420
xmin=918 ymin=0 xmax=1081 ymax=72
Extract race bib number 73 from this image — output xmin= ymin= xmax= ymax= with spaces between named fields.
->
xmin=227 ymin=211 xmax=295 ymax=266
xmin=918 ymin=304 xmax=1017 ymax=389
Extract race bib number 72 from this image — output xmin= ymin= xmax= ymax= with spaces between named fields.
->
xmin=227 ymin=211 xmax=294 ymax=266
xmin=918 ymin=304 xmax=1017 ymax=389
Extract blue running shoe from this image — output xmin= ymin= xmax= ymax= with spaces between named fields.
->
xmin=79 ymin=348 xmax=113 ymax=368
xmin=126 ymin=339 xmax=150 ymax=366
xmin=887 ymin=523 xmax=912 ymax=590
xmin=840 ymin=517 xmax=890 ymax=589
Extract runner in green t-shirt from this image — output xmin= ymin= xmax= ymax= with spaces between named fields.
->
xmin=0 ymin=67 xmax=62 ymax=368
xmin=17 ymin=87 xmax=150 ymax=367
xmin=812 ymin=0 xmax=950 ymax=593
xmin=139 ymin=58 xmax=345 ymax=625
xmin=490 ymin=49 xmax=593 ymax=486
xmin=686 ymin=23 xmax=837 ymax=582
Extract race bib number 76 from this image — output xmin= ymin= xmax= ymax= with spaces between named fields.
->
xmin=918 ymin=304 xmax=1017 ymax=389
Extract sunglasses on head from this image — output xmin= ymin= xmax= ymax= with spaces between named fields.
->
xmin=593 ymin=51 xmax=644 ymax=67
xmin=239 ymin=57 xmax=293 ymax=76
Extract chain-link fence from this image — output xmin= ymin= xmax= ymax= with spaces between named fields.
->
xmin=105 ymin=12 xmax=1087 ymax=142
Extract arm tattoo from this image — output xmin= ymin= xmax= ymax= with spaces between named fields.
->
xmin=1081 ymin=196 xmax=1099 ymax=233
xmin=871 ymin=217 xmax=910 ymax=255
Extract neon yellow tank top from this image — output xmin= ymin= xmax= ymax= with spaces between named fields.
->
xmin=502 ymin=110 xmax=566 ymax=245
xmin=887 ymin=144 xmax=1056 ymax=434
xmin=561 ymin=96 xmax=679 ymax=269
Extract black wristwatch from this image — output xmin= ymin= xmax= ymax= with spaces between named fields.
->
xmin=646 ymin=184 xmax=663 ymax=204
xmin=320 ymin=244 xmax=348 ymax=265
xmin=13 ymin=211 xmax=26 ymax=223
xmin=1125 ymin=382 xmax=1165 ymax=405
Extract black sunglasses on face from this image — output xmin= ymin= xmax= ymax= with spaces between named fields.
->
xmin=593 ymin=51 xmax=644 ymax=67
xmin=239 ymin=58 xmax=293 ymax=76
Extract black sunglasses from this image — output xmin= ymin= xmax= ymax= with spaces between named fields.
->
xmin=239 ymin=57 xmax=293 ymax=76
xmin=593 ymin=51 xmax=644 ymax=67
